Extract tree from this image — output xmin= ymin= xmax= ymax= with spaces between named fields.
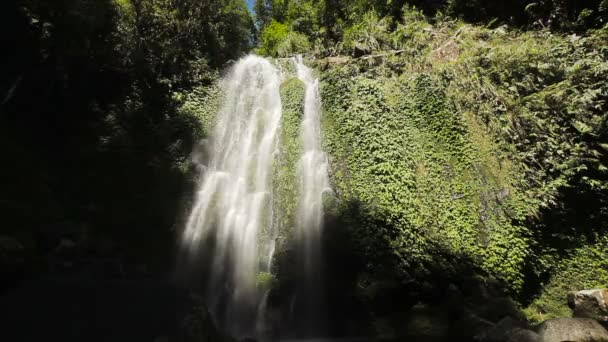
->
xmin=254 ymin=0 xmax=273 ymax=29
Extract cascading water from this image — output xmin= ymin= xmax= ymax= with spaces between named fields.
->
xmin=181 ymin=55 xmax=282 ymax=336
xmin=180 ymin=54 xmax=331 ymax=338
xmin=293 ymin=55 xmax=332 ymax=332
xmin=294 ymin=55 xmax=331 ymax=270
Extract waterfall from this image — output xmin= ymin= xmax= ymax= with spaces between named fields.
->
xmin=180 ymin=54 xmax=331 ymax=338
xmin=293 ymin=55 xmax=331 ymax=332
xmin=294 ymin=55 xmax=331 ymax=272
xmin=181 ymin=55 xmax=282 ymax=336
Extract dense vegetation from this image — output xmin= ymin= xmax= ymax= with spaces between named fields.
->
xmin=2 ymin=0 xmax=608 ymax=338
xmin=319 ymin=21 xmax=607 ymax=321
xmin=1 ymin=0 xmax=253 ymax=271
xmin=254 ymin=0 xmax=608 ymax=57
xmin=253 ymin=0 xmax=608 ymax=326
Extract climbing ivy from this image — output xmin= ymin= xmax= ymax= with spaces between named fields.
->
xmin=314 ymin=15 xmax=608 ymax=316
xmin=321 ymin=60 xmax=530 ymax=291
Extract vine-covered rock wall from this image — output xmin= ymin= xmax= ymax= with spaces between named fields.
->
xmin=315 ymin=19 xmax=608 ymax=321
xmin=320 ymin=61 xmax=529 ymax=293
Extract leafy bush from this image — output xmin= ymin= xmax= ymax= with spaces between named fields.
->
xmin=276 ymin=31 xmax=312 ymax=58
xmin=391 ymin=6 xmax=432 ymax=51
xmin=0 ymin=0 xmax=254 ymax=270
xmin=342 ymin=11 xmax=393 ymax=54
xmin=258 ymin=20 xmax=291 ymax=57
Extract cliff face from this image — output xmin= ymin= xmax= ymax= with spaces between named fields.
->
xmin=311 ymin=21 xmax=608 ymax=320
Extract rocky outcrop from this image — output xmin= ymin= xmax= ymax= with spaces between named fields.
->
xmin=474 ymin=317 xmax=540 ymax=342
xmin=569 ymin=289 xmax=608 ymax=326
xmin=475 ymin=316 xmax=608 ymax=342
xmin=537 ymin=318 xmax=608 ymax=342
xmin=474 ymin=317 xmax=523 ymax=342
xmin=505 ymin=328 xmax=541 ymax=342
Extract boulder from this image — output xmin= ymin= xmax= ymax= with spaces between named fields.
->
xmin=568 ymin=289 xmax=608 ymax=326
xmin=451 ymin=311 xmax=494 ymax=340
xmin=537 ymin=317 xmax=608 ymax=342
xmin=504 ymin=328 xmax=541 ymax=342
xmin=473 ymin=316 xmax=541 ymax=342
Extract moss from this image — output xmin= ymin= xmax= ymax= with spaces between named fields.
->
xmin=524 ymin=235 xmax=608 ymax=322
xmin=179 ymin=13 xmax=608 ymax=321
xmin=274 ymin=77 xmax=305 ymax=239
xmin=310 ymin=17 xmax=608 ymax=307
xmin=320 ymin=35 xmax=532 ymax=292
xmin=257 ymin=271 xmax=279 ymax=290
xmin=176 ymin=80 xmax=223 ymax=140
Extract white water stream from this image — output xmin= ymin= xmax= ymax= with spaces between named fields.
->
xmin=294 ymin=55 xmax=331 ymax=278
xmin=181 ymin=55 xmax=282 ymax=334
xmin=181 ymin=54 xmax=330 ymax=337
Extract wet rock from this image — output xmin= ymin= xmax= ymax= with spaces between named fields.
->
xmin=536 ymin=317 xmax=608 ymax=342
xmin=451 ymin=311 xmax=494 ymax=340
xmin=474 ymin=316 xmax=527 ymax=342
xmin=568 ymin=289 xmax=608 ymax=326
xmin=504 ymin=328 xmax=541 ymax=342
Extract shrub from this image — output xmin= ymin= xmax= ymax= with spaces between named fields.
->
xmin=259 ymin=20 xmax=291 ymax=57
xmin=276 ymin=31 xmax=312 ymax=57
xmin=342 ymin=11 xmax=392 ymax=54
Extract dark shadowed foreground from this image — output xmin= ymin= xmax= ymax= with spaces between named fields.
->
xmin=0 ymin=278 xmax=193 ymax=342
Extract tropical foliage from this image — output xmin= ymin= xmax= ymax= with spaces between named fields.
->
xmin=261 ymin=0 xmax=608 ymax=321
xmin=2 ymin=0 xmax=608 ymax=331
xmin=0 ymin=0 xmax=253 ymax=265
xmin=254 ymin=0 xmax=608 ymax=56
